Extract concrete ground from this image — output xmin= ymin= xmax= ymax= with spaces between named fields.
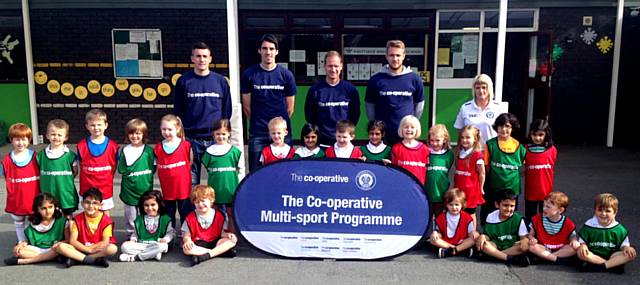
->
xmin=0 ymin=144 xmax=638 ymax=284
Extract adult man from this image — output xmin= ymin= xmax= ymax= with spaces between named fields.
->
xmin=241 ymin=34 xmax=297 ymax=171
xmin=173 ymin=42 xmax=232 ymax=185
xmin=304 ymin=50 xmax=360 ymax=147
xmin=365 ymin=40 xmax=424 ymax=145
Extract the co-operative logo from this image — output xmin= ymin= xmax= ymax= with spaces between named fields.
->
xmin=355 ymin=170 xmax=376 ymax=191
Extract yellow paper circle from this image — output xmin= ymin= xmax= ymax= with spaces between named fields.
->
xmin=171 ymin=73 xmax=181 ymax=86
xmin=129 ymin=84 xmax=143 ymax=97
xmin=143 ymin=88 xmax=157 ymax=102
xmin=115 ymin=79 xmax=129 ymax=91
xmin=47 ymin=80 xmax=60 ymax=93
xmin=34 ymin=71 xmax=48 ymax=85
xmin=87 ymin=80 xmax=101 ymax=94
xmin=101 ymin=83 xmax=115 ymax=97
xmin=61 ymin=82 xmax=74 ymax=96
xmin=157 ymin=83 xmax=171 ymax=96
xmin=75 ymin=86 xmax=88 ymax=100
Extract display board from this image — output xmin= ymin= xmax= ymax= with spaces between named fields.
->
xmin=112 ymin=29 xmax=163 ymax=79
xmin=234 ymin=159 xmax=430 ymax=260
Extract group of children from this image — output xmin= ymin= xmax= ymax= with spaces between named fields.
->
xmin=1 ymin=108 xmax=636 ymax=272
xmin=2 ymin=109 xmax=237 ymax=267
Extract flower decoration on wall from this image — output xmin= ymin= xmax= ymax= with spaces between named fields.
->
xmin=596 ymin=36 xmax=614 ymax=54
xmin=580 ymin=28 xmax=598 ymax=45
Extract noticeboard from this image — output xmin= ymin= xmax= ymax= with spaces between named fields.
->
xmin=112 ymin=29 xmax=163 ymax=79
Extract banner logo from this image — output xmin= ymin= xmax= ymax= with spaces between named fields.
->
xmin=355 ymin=170 xmax=376 ymax=191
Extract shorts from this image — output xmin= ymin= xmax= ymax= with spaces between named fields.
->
xmin=78 ymin=197 xmax=114 ymax=211
xmin=194 ymin=239 xmax=236 ymax=257
xmin=25 ymin=245 xmax=51 ymax=255
xmin=463 ymin=207 xmax=477 ymax=214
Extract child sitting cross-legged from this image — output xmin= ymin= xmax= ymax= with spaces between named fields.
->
xmin=476 ymin=189 xmax=530 ymax=267
xmin=182 ymin=185 xmax=237 ymax=266
xmin=430 ymin=188 xmax=479 ymax=258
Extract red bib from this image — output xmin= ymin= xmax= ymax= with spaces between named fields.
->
xmin=74 ymin=212 xmax=116 ymax=245
xmin=391 ymin=142 xmax=429 ymax=185
xmin=435 ymin=211 xmax=474 ymax=245
xmin=185 ymin=210 xmax=225 ymax=242
xmin=261 ymin=145 xmax=295 ymax=165
xmin=77 ymin=138 xmax=118 ymax=199
xmin=524 ymin=146 xmax=557 ymax=201
xmin=454 ymin=151 xmax=485 ymax=208
xmin=154 ymin=140 xmax=192 ymax=200
xmin=2 ymin=152 xmax=40 ymax=215
xmin=325 ymin=146 xmax=363 ymax=159
xmin=531 ymin=213 xmax=575 ymax=250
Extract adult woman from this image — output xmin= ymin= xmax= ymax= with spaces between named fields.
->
xmin=453 ymin=74 xmax=505 ymax=147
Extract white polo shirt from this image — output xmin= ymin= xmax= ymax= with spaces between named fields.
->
xmin=454 ymin=100 xmax=505 ymax=146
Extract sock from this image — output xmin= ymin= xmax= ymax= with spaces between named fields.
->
xmin=506 ymin=255 xmax=514 ymax=265
xmin=82 ymin=256 xmax=96 ymax=265
xmin=4 ymin=257 xmax=19 ymax=266
xmin=197 ymin=253 xmax=213 ymax=262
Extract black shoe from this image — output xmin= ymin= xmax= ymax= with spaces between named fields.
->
xmin=221 ymin=248 xmax=237 ymax=258
xmin=608 ymin=265 xmax=625 ymax=274
xmin=65 ymin=258 xmax=79 ymax=268
xmin=517 ymin=255 xmax=531 ymax=267
xmin=94 ymin=257 xmax=109 ymax=268
xmin=4 ymin=257 xmax=19 ymax=266
xmin=527 ymin=253 xmax=539 ymax=265
xmin=578 ymin=261 xmax=606 ymax=272
xmin=190 ymin=256 xmax=200 ymax=267
xmin=55 ymin=255 xmax=68 ymax=264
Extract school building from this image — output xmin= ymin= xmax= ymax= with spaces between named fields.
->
xmin=0 ymin=0 xmax=638 ymax=146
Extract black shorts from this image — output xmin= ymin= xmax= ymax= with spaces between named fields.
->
xmin=194 ymin=239 xmax=236 ymax=257
xmin=463 ymin=207 xmax=477 ymax=214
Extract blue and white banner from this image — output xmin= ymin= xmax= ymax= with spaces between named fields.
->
xmin=234 ymin=159 xmax=430 ymax=259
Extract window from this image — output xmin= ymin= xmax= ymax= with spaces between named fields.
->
xmin=439 ymin=12 xmax=480 ymax=30
xmin=344 ymin=17 xmax=383 ymax=29
xmin=245 ymin=17 xmax=285 ymax=29
xmin=292 ymin=17 xmax=333 ymax=29
xmin=391 ymin=17 xmax=430 ymax=29
xmin=484 ymin=10 xmax=535 ymax=29
xmin=436 ymin=33 xmax=478 ymax=79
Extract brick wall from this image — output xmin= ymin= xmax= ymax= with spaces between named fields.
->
xmin=31 ymin=8 xmax=229 ymax=143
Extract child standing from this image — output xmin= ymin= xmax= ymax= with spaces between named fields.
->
xmin=201 ymin=119 xmax=244 ymax=233
xmin=430 ymin=188 xmax=479 ymax=258
xmin=360 ymin=120 xmax=391 ymax=162
xmin=325 ymin=120 xmax=363 ymax=159
xmin=476 ymin=189 xmax=530 ymax=267
xmin=294 ymin=123 xmax=325 ymax=158
xmin=154 ymin=114 xmax=193 ymax=235
xmin=454 ymin=125 xmax=485 ymax=227
xmin=182 ymin=185 xmax=237 ymax=266
xmin=77 ymin=109 xmax=118 ymax=214
xmin=426 ymin=124 xmax=454 ymax=215
xmin=119 ymin=190 xmax=173 ymax=262
xmin=37 ymin=119 xmax=78 ymax=219
xmin=481 ymin=113 xmax=526 ymax=224
xmin=118 ymin=118 xmax=156 ymax=237
xmin=524 ymin=119 xmax=557 ymax=223
xmin=391 ymin=115 xmax=429 ymax=185
xmin=56 ymin=188 xmax=118 ymax=267
xmin=528 ymin=191 xmax=578 ymax=265
xmin=4 ymin=193 xmax=67 ymax=266
xmin=577 ymin=193 xmax=636 ymax=273
xmin=326 ymin=120 xmax=363 ymax=159
xmin=260 ymin=116 xmax=295 ymax=165
xmin=2 ymin=123 xmax=39 ymax=242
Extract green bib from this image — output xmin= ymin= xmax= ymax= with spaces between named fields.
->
xmin=425 ymin=150 xmax=454 ymax=203
xmin=202 ymin=146 xmax=242 ymax=204
xmin=134 ymin=214 xmax=172 ymax=242
xmin=360 ymin=145 xmax=391 ymax=161
xmin=486 ymin=138 xmax=526 ymax=195
xmin=117 ymin=145 xmax=156 ymax=206
xmin=578 ymin=223 xmax=628 ymax=259
xmin=483 ymin=212 xmax=523 ymax=250
xmin=37 ymin=150 xmax=78 ymax=210
xmin=25 ymin=217 xmax=66 ymax=249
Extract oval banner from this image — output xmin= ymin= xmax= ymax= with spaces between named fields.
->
xmin=234 ymin=159 xmax=430 ymax=260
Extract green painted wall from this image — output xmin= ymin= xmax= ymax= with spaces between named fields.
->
xmin=434 ymin=88 xmax=473 ymax=143
xmin=291 ymin=85 xmax=430 ymax=141
xmin=0 ymin=84 xmax=31 ymax=143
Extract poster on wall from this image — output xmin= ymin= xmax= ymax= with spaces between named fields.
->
xmin=112 ymin=29 xmax=163 ymax=79
xmin=234 ymin=159 xmax=430 ymax=260
xmin=0 ymin=16 xmax=27 ymax=82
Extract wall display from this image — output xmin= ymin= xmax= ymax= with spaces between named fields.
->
xmin=143 ymin=87 xmax=157 ymax=102
xmin=34 ymin=71 xmax=47 ymax=85
xmin=115 ymin=79 xmax=129 ymax=91
xmin=112 ymin=29 xmax=163 ymax=79
xmin=234 ymin=159 xmax=430 ymax=259
xmin=129 ymin=83 xmax=143 ymax=97
xmin=157 ymin=83 xmax=171 ymax=96
xmin=171 ymin=73 xmax=181 ymax=86
xmin=101 ymin=83 xmax=115 ymax=97
xmin=60 ymin=82 xmax=74 ymax=96
xmin=47 ymin=80 xmax=60 ymax=93
xmin=580 ymin=27 xmax=597 ymax=45
xmin=596 ymin=36 xmax=613 ymax=54
xmin=74 ymin=86 xmax=88 ymax=100
xmin=0 ymin=17 xmax=27 ymax=81
xmin=87 ymin=80 xmax=101 ymax=94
